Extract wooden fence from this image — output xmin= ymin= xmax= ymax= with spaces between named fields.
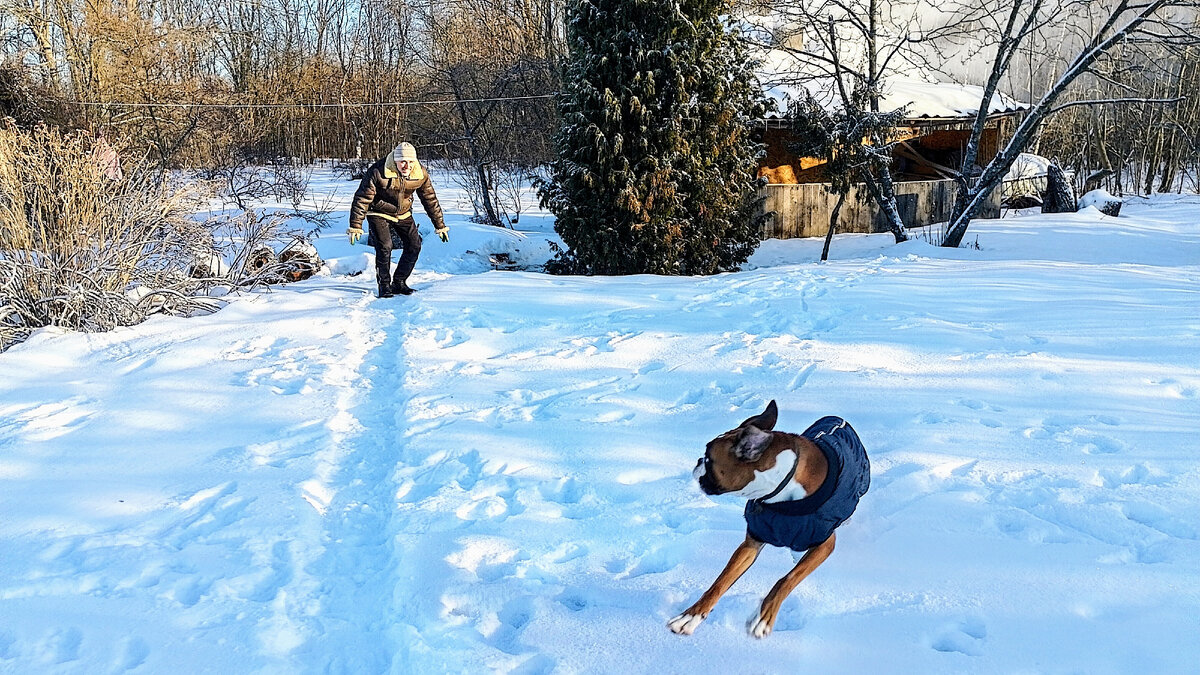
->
xmin=760 ymin=179 xmax=1001 ymax=239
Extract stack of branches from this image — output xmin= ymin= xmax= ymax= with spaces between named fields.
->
xmin=198 ymin=145 xmax=332 ymax=288
xmin=204 ymin=209 xmax=326 ymax=290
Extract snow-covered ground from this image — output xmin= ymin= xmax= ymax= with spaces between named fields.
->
xmin=2 ymin=172 xmax=1199 ymax=674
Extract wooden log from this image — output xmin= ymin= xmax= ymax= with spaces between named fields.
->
xmin=1041 ymin=164 xmax=1077 ymax=214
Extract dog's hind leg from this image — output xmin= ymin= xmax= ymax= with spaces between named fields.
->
xmin=748 ymin=533 xmax=836 ymax=639
xmin=668 ymin=534 xmax=764 ymax=636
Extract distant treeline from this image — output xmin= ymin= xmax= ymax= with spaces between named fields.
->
xmin=0 ymin=0 xmax=563 ymax=169
xmin=1038 ymin=41 xmax=1200 ymax=194
xmin=3 ymin=0 xmax=1198 ymax=195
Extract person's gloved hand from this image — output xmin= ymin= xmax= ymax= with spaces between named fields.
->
xmin=435 ymin=225 xmax=449 ymax=243
xmin=347 ymin=227 xmax=363 ymax=245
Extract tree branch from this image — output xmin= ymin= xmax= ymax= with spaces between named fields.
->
xmin=1048 ymin=96 xmax=1186 ymax=115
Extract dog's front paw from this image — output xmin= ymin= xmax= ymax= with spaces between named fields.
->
xmin=748 ymin=613 xmax=774 ymax=639
xmin=668 ymin=611 xmax=706 ymax=636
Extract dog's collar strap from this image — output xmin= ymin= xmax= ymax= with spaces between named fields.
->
xmin=754 ymin=438 xmax=841 ymax=516
xmin=757 ymin=449 xmax=801 ymax=503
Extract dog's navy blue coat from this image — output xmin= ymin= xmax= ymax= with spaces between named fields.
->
xmin=743 ymin=416 xmax=870 ymax=552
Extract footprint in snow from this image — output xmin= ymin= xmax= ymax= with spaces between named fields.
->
xmin=111 ymin=636 xmax=150 ymax=672
xmin=488 ymin=596 xmax=538 ymax=656
xmin=13 ymin=398 xmax=98 ymax=442
xmin=787 ymin=363 xmax=817 ymax=391
xmin=149 ymin=482 xmax=254 ymax=559
xmin=539 ymin=477 xmax=585 ymax=505
xmin=39 ymin=626 xmax=83 ymax=665
xmin=915 ymin=411 xmax=948 ymax=425
xmin=1121 ymin=501 xmax=1199 ymax=540
xmin=537 ymin=475 xmax=597 ymax=516
xmin=546 ymin=542 xmax=589 ymax=564
xmin=555 ymin=587 xmax=598 ymax=612
xmin=1077 ymin=432 xmax=1127 ymax=455
xmin=456 ymin=495 xmax=511 ymax=522
xmin=636 ymin=360 xmax=667 ymax=376
xmin=239 ymin=540 xmax=295 ymax=603
xmin=990 ymin=509 xmax=1074 ymax=545
xmin=221 ymin=337 xmax=285 ymax=361
xmin=396 ymin=450 xmax=483 ymax=503
xmin=511 ymin=653 xmax=557 ymax=675
xmin=457 ymin=476 xmax=525 ymax=523
xmin=1022 ymin=420 xmax=1128 ymax=455
xmin=1151 ymin=377 xmax=1197 ymax=399
xmin=624 ymin=542 xmax=685 ymax=578
xmin=453 ymin=449 xmax=487 ymax=491
xmin=659 ymin=509 xmax=703 ymax=535
xmin=955 ymin=397 xmax=1005 ymax=413
xmin=770 ymin=602 xmax=810 ymax=634
xmin=238 ymin=345 xmax=327 ymax=395
xmin=929 ymin=619 xmax=987 ymax=656
xmin=1097 ymin=463 xmax=1169 ymax=488
xmin=169 ymin=576 xmax=213 ymax=607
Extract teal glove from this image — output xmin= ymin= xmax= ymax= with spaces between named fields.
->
xmin=347 ymin=228 xmax=363 ymax=245
xmin=436 ymin=226 xmax=449 ymax=243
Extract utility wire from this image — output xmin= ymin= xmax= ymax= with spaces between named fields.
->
xmin=67 ymin=94 xmax=558 ymax=109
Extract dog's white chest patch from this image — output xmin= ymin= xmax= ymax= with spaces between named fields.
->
xmin=731 ymin=450 xmax=803 ymax=500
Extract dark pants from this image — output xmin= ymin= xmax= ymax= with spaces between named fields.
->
xmin=367 ymin=215 xmax=422 ymax=289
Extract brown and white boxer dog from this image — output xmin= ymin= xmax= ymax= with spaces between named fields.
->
xmin=667 ymin=400 xmax=870 ymax=639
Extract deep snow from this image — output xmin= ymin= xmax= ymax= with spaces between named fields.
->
xmin=1 ymin=172 xmax=1198 ymax=674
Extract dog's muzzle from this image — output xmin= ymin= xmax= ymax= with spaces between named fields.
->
xmin=695 ymin=456 xmax=723 ymax=495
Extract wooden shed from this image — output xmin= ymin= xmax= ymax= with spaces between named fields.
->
xmin=758 ymin=77 xmax=1027 ymax=238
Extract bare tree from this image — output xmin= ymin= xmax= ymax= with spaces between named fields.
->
xmin=788 ymin=92 xmax=907 ymax=259
xmin=1037 ymin=34 xmax=1200 ymax=195
xmin=940 ymin=0 xmax=1199 ymax=248
xmin=411 ymin=0 xmax=558 ymax=226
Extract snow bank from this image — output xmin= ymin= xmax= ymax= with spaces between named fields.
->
xmin=1078 ymin=189 xmax=1123 ymax=216
xmin=2 ymin=171 xmax=1198 ymax=673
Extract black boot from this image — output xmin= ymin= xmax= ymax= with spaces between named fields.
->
xmin=378 ymin=281 xmax=394 ymax=298
xmin=392 ymin=279 xmax=416 ymax=296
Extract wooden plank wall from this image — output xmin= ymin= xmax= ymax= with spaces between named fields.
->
xmin=760 ymin=179 xmax=1001 ymax=239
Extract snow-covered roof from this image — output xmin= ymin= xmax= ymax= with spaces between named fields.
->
xmin=758 ymin=50 xmax=1028 ymax=122
xmin=764 ymin=77 xmax=1028 ymax=121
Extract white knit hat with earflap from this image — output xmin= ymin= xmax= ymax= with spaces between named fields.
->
xmin=393 ymin=142 xmax=419 ymax=164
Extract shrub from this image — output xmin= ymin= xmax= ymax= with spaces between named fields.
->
xmin=0 ymin=123 xmax=225 ymax=350
xmin=0 ymin=61 xmax=49 ymax=129
xmin=538 ymin=0 xmax=769 ymax=276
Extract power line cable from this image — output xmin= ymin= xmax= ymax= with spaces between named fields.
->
xmin=67 ymin=94 xmax=558 ymax=109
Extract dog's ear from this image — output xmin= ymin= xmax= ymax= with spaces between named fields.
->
xmin=733 ymin=425 xmax=773 ymax=462
xmin=738 ymin=400 xmax=778 ymax=432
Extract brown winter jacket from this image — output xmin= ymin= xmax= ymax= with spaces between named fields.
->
xmin=348 ymin=158 xmax=446 ymax=232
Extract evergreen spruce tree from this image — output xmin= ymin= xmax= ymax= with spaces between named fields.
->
xmin=538 ymin=0 xmax=768 ymax=275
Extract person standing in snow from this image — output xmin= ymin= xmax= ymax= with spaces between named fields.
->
xmin=346 ymin=142 xmax=449 ymax=298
